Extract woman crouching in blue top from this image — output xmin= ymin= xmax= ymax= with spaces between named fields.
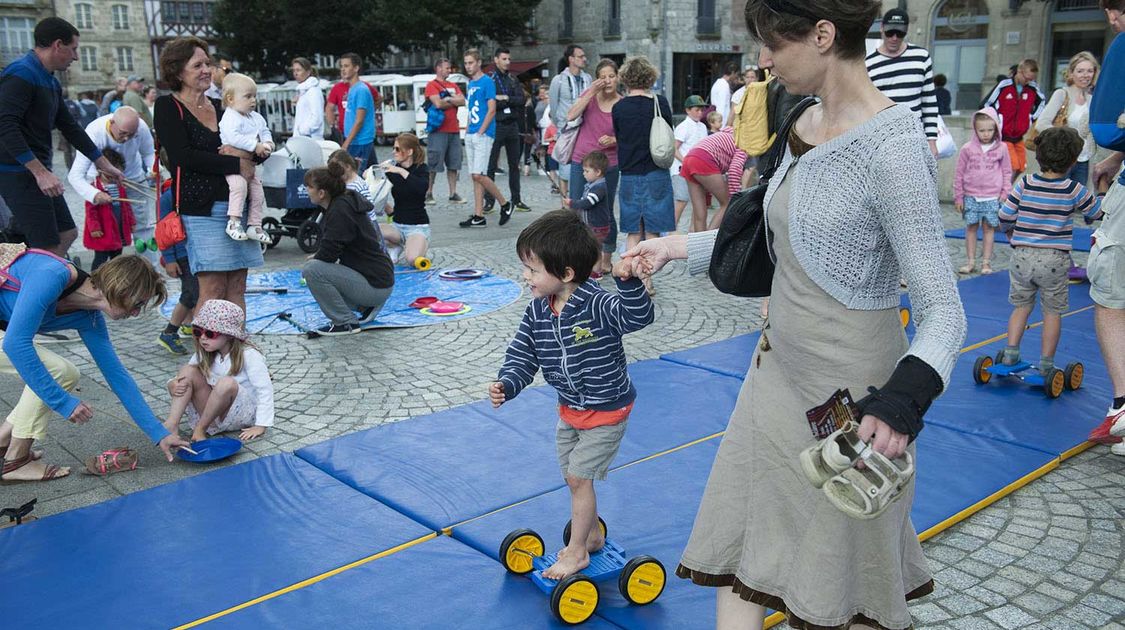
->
xmin=0 ymin=249 xmax=191 ymax=482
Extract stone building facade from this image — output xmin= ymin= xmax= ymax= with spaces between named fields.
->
xmin=0 ymin=0 xmax=52 ymax=68
xmin=54 ymin=0 xmax=153 ymax=97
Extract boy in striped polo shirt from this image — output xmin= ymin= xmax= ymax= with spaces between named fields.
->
xmin=490 ymin=209 xmax=653 ymax=580
xmin=998 ymin=126 xmax=1103 ymax=372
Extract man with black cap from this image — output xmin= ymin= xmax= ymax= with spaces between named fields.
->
xmin=865 ymin=8 xmax=939 ymax=156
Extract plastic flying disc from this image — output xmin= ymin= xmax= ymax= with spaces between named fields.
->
xmin=175 ymin=437 xmax=243 ymax=463
xmin=409 ymin=296 xmax=439 ymax=309
xmin=438 ymin=268 xmax=487 ymax=281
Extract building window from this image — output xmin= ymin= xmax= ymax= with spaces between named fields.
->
xmin=560 ymin=0 xmax=574 ymax=40
xmin=178 ymin=1 xmax=192 ymax=23
xmin=697 ymin=0 xmax=720 ymax=37
xmin=931 ymin=0 xmax=990 ymax=111
xmin=605 ymin=0 xmax=621 ymax=37
xmin=80 ymin=46 xmax=97 ymax=72
xmin=116 ymin=46 xmax=134 ymax=72
xmin=112 ymin=5 xmax=130 ymax=30
xmin=0 ymin=17 xmax=34 ymax=66
xmin=75 ymin=3 xmax=94 ymax=30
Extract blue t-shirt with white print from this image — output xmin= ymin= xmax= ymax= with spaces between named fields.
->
xmin=467 ymin=75 xmax=496 ymax=138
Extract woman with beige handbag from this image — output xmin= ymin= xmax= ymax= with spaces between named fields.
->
xmin=1035 ymin=51 xmax=1100 ymax=187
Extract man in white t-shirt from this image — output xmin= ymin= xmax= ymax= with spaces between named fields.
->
xmin=672 ymin=95 xmax=709 ymax=228
xmin=709 ymin=62 xmax=739 ymax=126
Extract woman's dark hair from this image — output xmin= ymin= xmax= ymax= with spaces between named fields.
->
xmin=558 ymin=45 xmax=584 ymax=73
xmin=35 ymin=17 xmax=79 ymax=48
xmin=1102 ymin=0 xmax=1125 ymax=10
xmin=327 ymin=149 xmax=358 ymax=173
xmin=516 ymin=210 xmax=599 ymax=284
xmin=594 ymin=58 xmax=618 ymax=78
xmin=744 ymin=0 xmax=880 ymax=60
xmin=160 ymin=36 xmax=209 ymax=91
xmin=304 ymin=161 xmax=347 ymax=199
xmin=1034 ymin=127 xmax=1084 ymax=174
xmin=291 ymin=56 xmax=317 ymax=78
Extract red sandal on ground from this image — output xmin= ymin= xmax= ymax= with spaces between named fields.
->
xmin=1 ymin=453 xmax=67 ymax=484
xmin=83 ymin=447 xmax=139 ymax=477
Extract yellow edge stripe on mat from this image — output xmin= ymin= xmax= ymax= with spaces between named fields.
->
xmin=959 ymin=304 xmax=1095 ymax=354
xmin=917 ymin=457 xmax=1059 ymax=543
xmin=172 ymin=532 xmax=438 ymax=629
xmin=765 ymin=611 xmax=786 ymax=628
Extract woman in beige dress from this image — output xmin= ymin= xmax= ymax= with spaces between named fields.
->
xmin=624 ymin=1 xmax=967 ymax=628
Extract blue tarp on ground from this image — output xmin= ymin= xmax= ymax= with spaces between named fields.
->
xmin=945 ymin=227 xmax=1094 ymax=252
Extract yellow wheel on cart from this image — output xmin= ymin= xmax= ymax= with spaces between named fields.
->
xmin=1064 ymin=362 xmax=1084 ymax=391
xmin=562 ymin=516 xmax=607 ymax=546
xmin=1044 ymin=368 xmax=1065 ymax=399
xmin=972 ymin=355 xmax=993 ymax=385
xmin=499 ymin=528 xmax=544 ymax=574
xmin=414 ymin=256 xmax=432 ymax=271
xmin=550 ymin=574 xmax=599 ymax=625
xmin=618 ymin=555 xmax=666 ymax=605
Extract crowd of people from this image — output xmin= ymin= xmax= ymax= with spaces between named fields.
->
xmin=2 ymin=4 xmax=1125 ymax=628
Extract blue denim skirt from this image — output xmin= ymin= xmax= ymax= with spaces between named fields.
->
xmin=618 ymin=170 xmax=674 ymax=234
xmin=182 ymin=201 xmax=265 ymax=274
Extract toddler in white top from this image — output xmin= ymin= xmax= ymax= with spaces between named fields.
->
xmin=219 ymin=73 xmax=274 ymax=243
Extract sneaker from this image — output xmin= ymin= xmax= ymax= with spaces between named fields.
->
xmin=538 ymin=168 xmax=547 ymax=177
xmin=357 ymin=305 xmax=379 ymax=324
xmin=1088 ymin=404 xmax=1125 ymax=444
xmin=1112 ymin=442 xmax=1125 ymax=455
xmin=316 ymin=323 xmax=361 ymax=336
xmin=514 ymin=201 xmax=532 ymax=212
xmin=460 ymin=215 xmax=487 ymax=228
xmin=1107 ymin=403 xmax=1125 ymax=437
xmin=425 ymin=193 xmax=436 ymax=205
xmin=245 ymin=225 xmax=271 ymax=244
xmin=1000 ymin=347 xmax=1021 ymax=366
xmin=225 ymin=218 xmax=247 ymax=241
xmin=448 ymin=193 xmax=466 ymax=204
xmin=499 ymin=202 xmax=514 ymax=226
xmin=550 ymin=184 xmax=560 ymax=195
xmin=179 ymin=324 xmax=194 ymax=337
xmin=522 ymin=165 xmax=530 ymax=177
xmin=158 ymin=331 xmax=190 ymax=355
xmin=482 ymin=202 xmax=496 ymax=215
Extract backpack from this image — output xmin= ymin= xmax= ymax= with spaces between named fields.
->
xmin=423 ymin=81 xmax=448 ymax=134
xmin=648 ymin=94 xmax=675 ymax=169
xmin=732 ymin=75 xmax=774 ymax=157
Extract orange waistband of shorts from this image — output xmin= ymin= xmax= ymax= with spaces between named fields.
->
xmin=559 ymin=402 xmax=634 ymax=430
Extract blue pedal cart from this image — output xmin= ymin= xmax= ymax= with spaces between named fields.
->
xmin=499 ymin=518 xmax=666 ymax=625
xmin=972 ymin=352 xmax=1083 ymax=398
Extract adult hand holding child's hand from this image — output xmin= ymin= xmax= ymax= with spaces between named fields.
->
xmin=489 ymin=382 xmax=506 ymax=408
xmin=612 ymin=259 xmax=633 ymax=280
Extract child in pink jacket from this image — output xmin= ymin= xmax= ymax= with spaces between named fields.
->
xmin=953 ymin=107 xmax=1012 ymax=274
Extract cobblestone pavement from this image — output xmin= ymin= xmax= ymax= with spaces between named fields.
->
xmin=2 ymin=158 xmax=1122 ymax=628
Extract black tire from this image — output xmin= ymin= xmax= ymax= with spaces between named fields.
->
xmin=296 ymin=217 xmax=321 ymax=253
xmin=562 ymin=516 xmax=608 ymax=546
xmin=972 ymin=355 xmax=993 ymax=385
xmin=261 ymin=217 xmax=283 ymax=249
xmin=498 ymin=528 xmax=544 ymax=575
xmin=550 ymin=574 xmax=599 ymax=625
xmin=1044 ymin=368 xmax=1065 ymax=399
xmin=618 ymin=555 xmax=666 ymax=605
xmin=1064 ymin=362 xmax=1084 ymax=391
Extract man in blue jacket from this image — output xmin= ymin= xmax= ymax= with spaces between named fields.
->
xmin=0 ymin=17 xmax=125 ymax=256
xmin=1089 ymin=1 xmax=1125 ymax=448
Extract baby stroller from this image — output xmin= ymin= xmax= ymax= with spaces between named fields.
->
xmin=261 ymin=136 xmax=339 ymax=253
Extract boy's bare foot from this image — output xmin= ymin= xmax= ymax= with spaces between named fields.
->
xmin=586 ymin=530 xmax=605 ymax=554
xmin=543 ymin=546 xmax=590 ymax=580
xmin=1 ymin=457 xmax=70 ymax=481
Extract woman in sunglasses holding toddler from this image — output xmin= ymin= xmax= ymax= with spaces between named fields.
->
xmin=163 ymin=299 xmax=274 ymax=443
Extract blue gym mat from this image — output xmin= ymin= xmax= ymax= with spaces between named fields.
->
xmin=945 ymin=227 xmax=1094 ymax=252
xmin=161 ymin=269 xmax=522 ymax=334
xmin=296 ymin=359 xmax=742 ymax=531
xmin=953 ymin=271 xmax=1095 ymax=326
xmin=204 ymin=536 xmax=622 ymax=629
xmin=659 ymin=332 xmax=760 ymax=379
xmin=0 ymin=454 xmax=434 ymax=629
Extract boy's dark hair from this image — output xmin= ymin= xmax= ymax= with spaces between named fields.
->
xmin=934 ymin=73 xmax=947 ymax=87
xmin=1034 ymin=127 xmax=1084 ymax=174
xmin=516 ymin=210 xmax=599 ymax=284
xmin=494 ymin=47 xmax=511 ymax=59
xmin=340 ymin=52 xmax=362 ymax=71
xmin=35 ymin=17 xmax=79 ymax=48
xmin=101 ymin=147 xmax=125 ymax=171
xmin=582 ymin=150 xmax=609 ymax=174
xmin=1101 ymin=0 xmax=1125 ymax=10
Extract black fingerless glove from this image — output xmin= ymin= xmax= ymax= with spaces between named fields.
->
xmin=855 ymin=356 xmax=943 ymax=442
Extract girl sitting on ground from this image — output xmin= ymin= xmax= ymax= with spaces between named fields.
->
xmin=163 ymin=299 xmax=274 ymax=442
xmin=379 ymin=133 xmax=432 ymax=268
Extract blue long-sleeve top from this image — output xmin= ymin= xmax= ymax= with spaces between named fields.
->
xmin=0 ymin=51 xmax=101 ymax=171
xmin=0 ymin=252 xmax=169 ymax=443
xmin=1091 ymin=33 xmax=1125 ymax=185
xmin=498 ymin=277 xmax=654 ymax=410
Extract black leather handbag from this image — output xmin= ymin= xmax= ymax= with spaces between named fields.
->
xmin=708 ymin=97 xmax=816 ymax=297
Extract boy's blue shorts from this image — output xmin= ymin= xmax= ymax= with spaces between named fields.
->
xmin=964 ymin=198 xmax=1000 ymax=227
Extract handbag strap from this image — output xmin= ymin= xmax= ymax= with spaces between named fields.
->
xmin=760 ymin=96 xmax=817 ymax=183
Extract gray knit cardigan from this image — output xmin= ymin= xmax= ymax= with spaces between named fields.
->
xmin=687 ymin=104 xmax=967 ymax=386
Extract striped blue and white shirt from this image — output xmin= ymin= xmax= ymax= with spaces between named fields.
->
xmin=865 ymin=44 xmax=939 ymax=140
xmin=1000 ymin=174 xmax=1102 ymax=250
xmin=498 ymin=277 xmax=654 ymax=411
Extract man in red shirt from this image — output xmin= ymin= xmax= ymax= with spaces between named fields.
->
xmin=983 ymin=59 xmax=1045 ymax=181
xmin=423 ymin=58 xmax=466 ymax=204
xmin=325 ymin=62 xmax=381 ymax=137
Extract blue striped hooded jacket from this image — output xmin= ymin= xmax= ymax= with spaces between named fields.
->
xmin=498 ymin=277 xmax=654 ymax=411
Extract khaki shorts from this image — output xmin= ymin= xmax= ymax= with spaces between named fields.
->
xmin=1009 ymin=247 xmax=1070 ymax=314
xmin=556 ymin=419 xmax=628 ymax=481
xmin=1089 ymin=179 xmax=1125 ymax=309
